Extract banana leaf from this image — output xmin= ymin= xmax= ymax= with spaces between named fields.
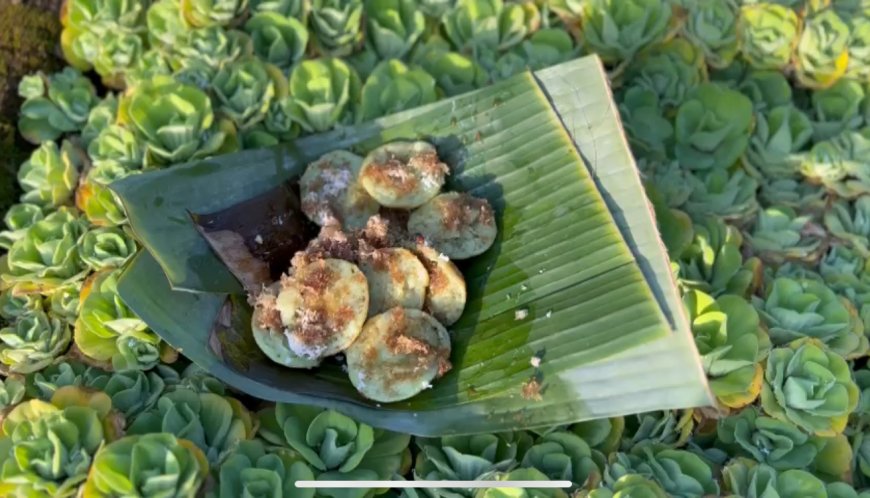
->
xmin=113 ymin=55 xmax=712 ymax=435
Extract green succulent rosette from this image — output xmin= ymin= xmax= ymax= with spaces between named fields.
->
xmin=17 ymin=68 xmax=99 ymax=144
xmin=747 ymin=206 xmax=825 ymax=264
xmin=212 ymin=57 xmax=285 ymax=130
xmin=80 ymin=94 xmax=119 ymax=148
xmin=251 ymin=0 xmax=308 ymax=18
xmin=258 ymin=403 xmax=410 ymax=491
xmin=801 ymin=128 xmax=870 ymax=199
xmin=365 ymin=0 xmax=425 ymax=60
xmin=754 ymin=277 xmax=868 ymax=358
xmin=519 ymin=431 xmax=603 ymax=489
xmin=85 ymin=367 xmax=166 ymax=419
xmin=721 ymin=457 xmax=830 ymax=498
xmin=24 ymin=360 xmax=94 ymax=401
xmin=826 ymin=197 xmax=870 ymax=258
xmin=510 ymin=28 xmax=576 ymax=73
xmin=358 ymin=59 xmax=438 ymax=122
xmin=286 ymin=57 xmax=361 ymax=132
xmin=818 ymin=246 xmax=870 ymax=322
xmin=624 ymin=38 xmax=706 ymax=109
xmin=638 ymin=159 xmax=692 ymax=208
xmin=684 ymin=290 xmax=768 ymax=408
xmin=0 ymin=388 xmax=117 ymax=497
xmin=2 ymin=208 xmax=89 ymax=293
xmin=128 ymin=388 xmax=254 ymax=465
xmin=80 ymin=226 xmax=138 ymax=271
xmin=418 ymin=0 xmax=454 ymax=19
xmin=310 ymin=0 xmax=364 ymax=56
xmin=795 ymin=8 xmax=851 ymax=90
xmin=734 ymin=68 xmax=794 ymax=112
xmin=0 ymin=290 xmax=43 ymax=322
xmin=211 ymin=439 xmax=316 ymax=498
xmin=76 ymin=175 xmax=129 ymax=227
xmin=159 ymin=363 xmax=228 ymax=395
xmin=0 ymin=204 xmax=45 ymax=250
xmin=87 ymin=123 xmax=146 ymax=178
xmin=83 ymin=432 xmax=209 ymax=498
xmin=684 ymin=168 xmax=759 ymax=222
xmin=169 ymin=27 xmax=253 ymax=75
xmin=619 ymin=410 xmax=694 ymax=451
xmin=0 ymin=375 xmax=25 ymax=414
xmin=581 ymin=474 xmax=668 ymax=498
xmin=74 ymin=269 xmax=164 ymax=372
xmin=181 ymin=0 xmax=249 ymax=27
xmin=580 ymin=0 xmax=671 ymax=65
xmin=744 ymin=105 xmax=813 ymax=180
xmin=604 ymin=443 xmax=719 ymax=498
xmin=761 ymin=338 xmax=860 ymax=436
xmin=442 ymin=0 xmax=538 ymax=55
xmin=412 ymin=36 xmax=488 ymax=97
xmin=49 ymin=285 xmax=81 ymax=325
xmin=678 ymin=217 xmax=761 ymax=298
xmin=737 ymin=3 xmax=799 ymax=71
xmin=571 ymin=418 xmax=624 ymax=456
xmin=243 ymin=95 xmax=303 ymax=146
xmin=618 ymin=87 xmax=673 ymax=162
xmin=147 ymin=0 xmax=191 ymax=49
xmin=717 ymin=407 xmax=852 ymax=481
xmin=17 ymin=140 xmax=81 ymax=209
xmin=759 ymin=177 xmax=828 ymax=212
xmin=245 ymin=12 xmax=310 ymax=71
xmin=681 ymin=0 xmax=739 ymax=69
xmin=92 ymin=30 xmax=146 ymax=89
xmin=119 ymin=75 xmax=236 ymax=166
xmin=674 ymin=82 xmax=754 ymax=171
xmin=847 ymin=18 xmax=870 ymax=82
xmin=808 ymin=79 xmax=869 ymax=142
xmin=474 ymin=468 xmax=569 ymax=498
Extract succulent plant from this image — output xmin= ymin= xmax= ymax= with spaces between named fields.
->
xmin=580 ymin=0 xmax=671 ymax=65
xmin=0 ymin=309 xmax=71 ymax=375
xmin=310 ymin=0 xmax=365 ymax=56
xmin=285 ymin=57 xmax=361 ymax=132
xmin=85 ymin=367 xmax=166 ymax=419
xmin=475 ymin=468 xmax=569 ymax=498
xmin=571 ymin=418 xmax=625 ymax=456
xmin=747 ymin=206 xmax=825 ymax=264
xmin=119 ymin=75 xmax=235 ymax=166
xmin=582 ymin=474 xmax=668 ymax=498
xmin=181 ymin=0 xmax=249 ymax=28
xmin=736 ymin=69 xmax=794 ymax=112
xmin=737 ymin=4 xmax=799 ymax=71
xmin=2 ymin=208 xmax=89 ymax=293
xmin=618 ymin=87 xmax=673 ymax=162
xmin=17 ymin=140 xmax=81 ymax=209
xmin=245 ymin=12 xmax=309 ymax=71
xmin=0 ymin=374 xmax=25 ymax=413
xmin=678 ymin=217 xmax=761 ymax=298
xmin=717 ymin=407 xmax=853 ymax=480
xmin=119 ymin=48 xmax=174 ymax=91
xmin=74 ymin=269 xmax=163 ymax=372
xmin=674 ymin=82 xmax=754 ymax=171
xmin=761 ymin=338 xmax=860 ymax=436
xmin=365 ymin=0 xmax=425 ymax=60
xmin=442 ymin=0 xmax=539 ymax=55
xmin=604 ymin=443 xmax=719 ymax=498
xmin=826 ymin=197 xmax=870 ymax=257
xmin=0 ymin=204 xmax=44 ymax=250
xmin=83 ymin=432 xmax=209 ymax=498
xmin=801 ymin=128 xmax=870 ymax=199
xmin=744 ymin=105 xmax=813 ymax=180
xmin=80 ymin=226 xmax=138 ymax=271
xmin=80 ymin=94 xmax=119 ymax=148
xmin=684 ymin=167 xmax=759 ymax=222
xmin=169 ymin=27 xmax=253 ymax=74
xmin=412 ymin=36 xmax=488 ymax=97
xmin=92 ymin=30 xmax=146 ymax=89
xmin=159 ymin=363 xmax=228 ymax=395
xmin=358 ymin=59 xmax=438 ymax=122
xmin=251 ymin=0 xmax=309 ymax=18
xmin=0 ymin=388 xmax=117 ymax=496
xmin=847 ymin=18 xmax=870 ymax=81
xmin=619 ymin=411 xmax=695 ymax=451
xmin=680 ymin=0 xmax=739 ymax=69
xmin=638 ymin=159 xmax=692 ymax=208
xmin=146 ymin=0 xmax=190 ymax=49
xmin=795 ymin=8 xmax=851 ymax=90
xmin=212 ymin=439 xmax=316 ymax=498
xmin=754 ymin=277 xmax=868 ymax=358
xmin=807 ymin=79 xmax=868 ymax=142
xmin=721 ymin=458 xmax=830 ymax=498
xmin=76 ymin=175 xmax=129 ymax=227
xmin=128 ymin=388 xmax=254 ymax=465
xmin=684 ymin=290 xmax=769 ymax=408
xmin=212 ymin=57 xmax=284 ymax=130
xmin=519 ymin=431 xmax=603 ymax=489
xmin=624 ymin=39 xmax=706 ymax=109
xmin=259 ymin=403 xmax=410 ymax=486
xmin=17 ymin=68 xmax=99 ymax=144
xmin=24 ymin=360 xmax=94 ymax=401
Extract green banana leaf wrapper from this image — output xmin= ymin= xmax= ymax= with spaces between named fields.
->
xmin=112 ymin=55 xmax=712 ymax=436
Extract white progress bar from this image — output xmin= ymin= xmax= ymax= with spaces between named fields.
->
xmin=296 ymin=481 xmax=573 ymax=489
